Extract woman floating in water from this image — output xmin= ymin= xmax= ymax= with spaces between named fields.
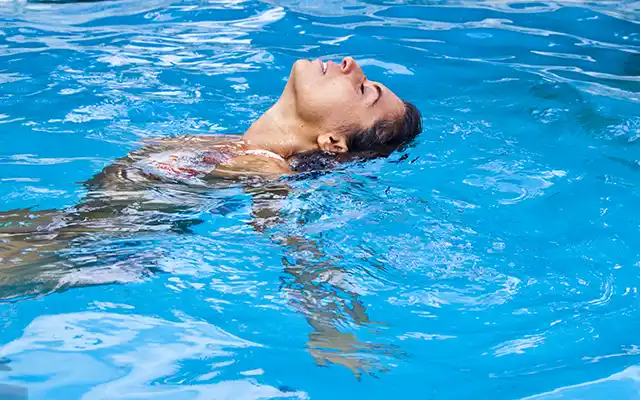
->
xmin=1 ymin=56 xmax=422 ymax=377
xmin=1 ymin=56 xmax=422 ymax=298
xmin=1 ymin=56 xmax=422 ymax=262
xmin=95 ymin=56 xmax=421 ymax=182
xmin=1 ymin=55 xmax=422 ymax=284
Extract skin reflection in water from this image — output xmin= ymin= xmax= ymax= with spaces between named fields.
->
xmin=284 ymin=253 xmax=402 ymax=378
xmin=253 ymin=185 xmax=403 ymax=378
xmin=0 ymin=139 xmax=399 ymax=378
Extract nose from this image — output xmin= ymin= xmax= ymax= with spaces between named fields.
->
xmin=340 ymin=56 xmax=364 ymax=80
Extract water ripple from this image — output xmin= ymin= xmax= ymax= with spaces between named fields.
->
xmin=0 ymin=0 xmax=639 ymax=398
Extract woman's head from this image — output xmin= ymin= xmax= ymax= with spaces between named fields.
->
xmin=282 ymin=56 xmax=422 ymax=156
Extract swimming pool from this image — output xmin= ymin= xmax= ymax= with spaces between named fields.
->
xmin=0 ymin=0 xmax=639 ymax=398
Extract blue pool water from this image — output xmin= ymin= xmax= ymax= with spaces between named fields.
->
xmin=0 ymin=0 xmax=639 ymax=398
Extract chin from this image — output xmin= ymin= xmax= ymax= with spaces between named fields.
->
xmin=288 ymin=60 xmax=305 ymax=87
xmin=289 ymin=62 xmax=313 ymax=99
xmin=291 ymin=59 xmax=310 ymax=78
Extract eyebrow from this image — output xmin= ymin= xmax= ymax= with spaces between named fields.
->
xmin=372 ymin=85 xmax=382 ymax=107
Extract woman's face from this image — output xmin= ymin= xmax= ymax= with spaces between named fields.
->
xmin=285 ymin=57 xmax=405 ymax=153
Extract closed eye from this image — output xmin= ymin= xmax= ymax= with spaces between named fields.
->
xmin=372 ymin=84 xmax=382 ymax=106
xmin=360 ymin=83 xmax=365 ymax=94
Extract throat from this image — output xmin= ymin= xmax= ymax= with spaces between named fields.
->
xmin=242 ymin=103 xmax=318 ymax=158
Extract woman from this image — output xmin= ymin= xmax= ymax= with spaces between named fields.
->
xmin=0 ymin=56 xmax=421 ymax=288
xmin=91 ymin=56 xmax=421 ymax=184
xmin=0 ymin=56 xmax=422 ymax=376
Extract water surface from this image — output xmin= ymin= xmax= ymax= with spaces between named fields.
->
xmin=0 ymin=0 xmax=639 ymax=398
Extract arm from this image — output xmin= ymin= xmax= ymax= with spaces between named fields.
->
xmin=245 ymin=181 xmax=396 ymax=378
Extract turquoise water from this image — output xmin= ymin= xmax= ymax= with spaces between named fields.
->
xmin=1 ymin=0 xmax=639 ymax=398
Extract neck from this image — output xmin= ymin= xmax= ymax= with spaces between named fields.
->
xmin=242 ymin=98 xmax=318 ymax=158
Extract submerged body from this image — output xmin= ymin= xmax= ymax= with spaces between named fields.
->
xmin=93 ymin=134 xmax=290 ymax=187
xmin=0 ymin=56 xmax=421 ymax=292
xmin=0 ymin=56 xmax=421 ymax=377
xmin=0 ymin=128 xmax=325 ymax=277
xmin=1 ymin=134 xmax=289 ymax=268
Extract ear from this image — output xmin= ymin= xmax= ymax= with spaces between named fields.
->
xmin=317 ymin=133 xmax=348 ymax=154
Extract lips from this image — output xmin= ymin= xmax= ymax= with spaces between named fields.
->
xmin=315 ymin=59 xmax=328 ymax=74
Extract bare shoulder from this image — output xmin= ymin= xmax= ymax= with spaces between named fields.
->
xmin=213 ymin=154 xmax=291 ymax=178
xmin=143 ymin=134 xmax=292 ymax=177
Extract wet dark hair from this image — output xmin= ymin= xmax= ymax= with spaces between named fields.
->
xmin=290 ymin=100 xmax=422 ymax=172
